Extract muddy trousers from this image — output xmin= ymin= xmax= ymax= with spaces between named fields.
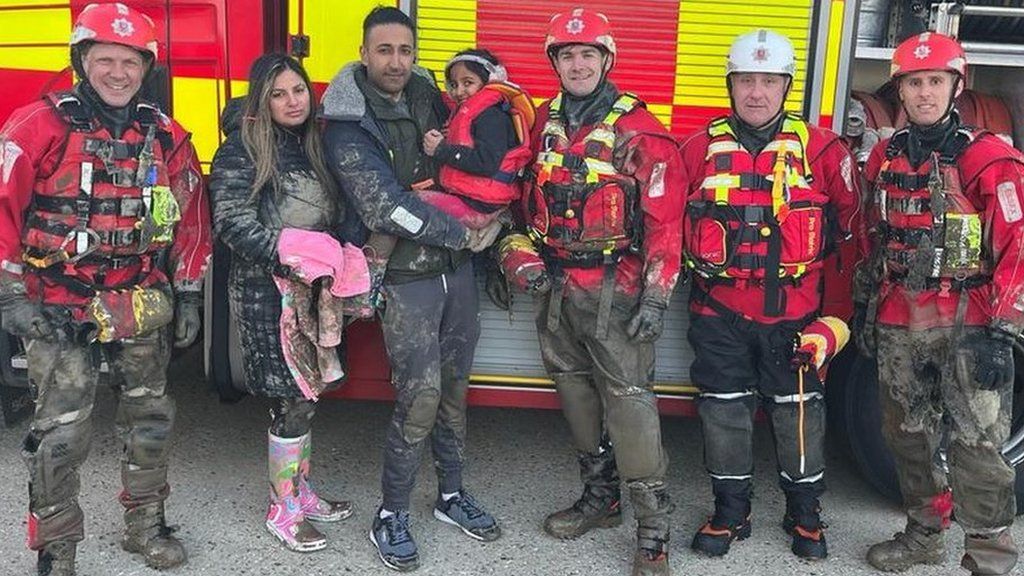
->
xmin=379 ymin=261 xmax=480 ymax=511
xmin=270 ymin=398 xmax=316 ymax=438
xmin=688 ymin=313 xmax=826 ymax=526
xmin=21 ymin=327 xmax=175 ymax=550
xmin=535 ymin=286 xmax=672 ymax=535
xmin=876 ymin=325 xmax=1018 ymax=575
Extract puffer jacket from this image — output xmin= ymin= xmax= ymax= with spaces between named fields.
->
xmin=321 ymin=62 xmax=471 ymax=284
xmin=208 ymin=99 xmax=344 ymax=397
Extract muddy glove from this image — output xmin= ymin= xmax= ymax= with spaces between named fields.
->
xmin=484 ymin=265 xmax=510 ymax=310
xmin=962 ymin=329 xmax=1016 ymax=390
xmin=0 ymin=292 xmax=54 ymax=341
xmin=174 ymin=291 xmax=202 ymax=348
xmin=467 ymin=220 xmax=503 ymax=253
xmin=627 ymin=299 xmax=667 ymax=343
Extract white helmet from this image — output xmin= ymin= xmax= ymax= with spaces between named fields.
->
xmin=726 ymin=29 xmax=796 ymax=77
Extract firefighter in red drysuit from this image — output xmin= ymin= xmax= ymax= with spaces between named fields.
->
xmin=509 ymin=8 xmax=685 ymax=576
xmin=681 ymin=29 xmax=860 ymax=560
xmin=0 ymin=3 xmax=210 ymax=575
xmin=857 ymin=32 xmax=1021 ymax=576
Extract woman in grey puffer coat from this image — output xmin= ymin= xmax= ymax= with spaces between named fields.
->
xmin=208 ymin=53 xmax=352 ymax=553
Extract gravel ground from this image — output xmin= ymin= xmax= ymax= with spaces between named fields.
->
xmin=1 ymin=347 xmax=1020 ymax=576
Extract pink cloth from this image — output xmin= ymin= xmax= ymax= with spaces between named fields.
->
xmin=274 ymin=228 xmax=372 ymax=400
xmin=276 ymin=228 xmax=371 ymax=297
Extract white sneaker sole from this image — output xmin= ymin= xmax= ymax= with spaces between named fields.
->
xmin=433 ymin=508 xmax=492 ymax=542
xmin=368 ymin=528 xmax=419 ymax=572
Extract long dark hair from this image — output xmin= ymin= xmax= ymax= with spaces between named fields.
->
xmin=240 ymin=53 xmax=336 ymax=199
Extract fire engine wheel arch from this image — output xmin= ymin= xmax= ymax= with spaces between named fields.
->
xmin=827 ymin=343 xmax=1024 ymax=514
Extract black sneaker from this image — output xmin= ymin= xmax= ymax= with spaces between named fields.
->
xmin=369 ymin=508 xmax=419 ymax=572
xmin=691 ymin=515 xmax=752 ymax=557
xmin=433 ymin=490 xmax=501 ymax=542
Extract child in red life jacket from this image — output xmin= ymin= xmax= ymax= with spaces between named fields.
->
xmin=362 ymin=50 xmax=535 ymax=307
xmin=419 ymin=49 xmax=535 ymax=228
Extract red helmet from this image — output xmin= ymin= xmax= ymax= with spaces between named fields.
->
xmin=544 ymin=8 xmax=616 ymax=59
xmin=890 ymin=32 xmax=966 ymax=80
xmin=70 ymin=2 xmax=159 ymax=60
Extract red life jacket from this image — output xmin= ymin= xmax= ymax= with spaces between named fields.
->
xmin=22 ymin=92 xmax=179 ymax=296
xmin=873 ymin=126 xmax=989 ymax=288
xmin=684 ymin=114 xmax=833 ymax=316
xmin=438 ymin=82 xmax=536 ymax=205
xmin=526 ymin=92 xmax=642 ymax=266
xmin=686 ymin=114 xmax=832 ymax=280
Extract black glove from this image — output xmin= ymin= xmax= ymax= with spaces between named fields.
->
xmin=851 ymin=303 xmax=876 ymax=358
xmin=0 ymin=293 xmax=54 ymax=341
xmin=962 ymin=329 xmax=1016 ymax=390
xmin=627 ymin=299 xmax=667 ymax=343
xmin=174 ymin=291 xmax=202 ymax=348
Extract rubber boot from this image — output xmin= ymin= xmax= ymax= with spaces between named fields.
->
xmin=866 ymin=519 xmax=946 ymax=572
xmin=37 ymin=541 xmax=76 ymax=576
xmin=962 ymin=529 xmax=1019 ymax=576
xmin=297 ymin=432 xmax=353 ymax=523
xmin=630 ymin=482 xmax=672 ymax=576
xmin=691 ymin=479 xmax=751 ymax=557
xmin=121 ymin=502 xmax=187 ymax=569
xmin=267 ymin=431 xmax=326 ymax=552
xmin=782 ymin=492 xmax=827 ymax=560
xmin=544 ymin=449 xmax=622 ymax=539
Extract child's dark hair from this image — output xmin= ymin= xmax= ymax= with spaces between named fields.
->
xmin=445 ymin=48 xmax=501 ymax=84
xmin=362 ymin=6 xmax=415 ymax=45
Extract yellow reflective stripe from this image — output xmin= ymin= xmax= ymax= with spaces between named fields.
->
xmin=701 ymin=174 xmax=740 ymax=189
xmin=587 ymin=127 xmax=616 ymax=149
xmin=585 ymin=158 xmax=616 ymax=175
xmin=771 ymin=152 xmax=788 ymax=218
xmin=706 ymin=140 xmax=742 ymax=158
xmin=549 ymin=93 xmax=563 ymax=116
xmin=784 ymin=115 xmax=813 ymax=175
xmin=764 ymin=139 xmax=804 ymax=156
xmin=536 ymin=152 xmax=616 ymax=179
xmin=708 ymin=117 xmax=734 ymax=139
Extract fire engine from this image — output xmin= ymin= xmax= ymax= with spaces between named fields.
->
xmin=1 ymin=0 xmax=1022 ymax=510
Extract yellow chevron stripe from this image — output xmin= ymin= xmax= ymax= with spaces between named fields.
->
xmin=674 ymin=0 xmax=814 ymax=112
xmin=0 ymin=2 xmax=72 ymax=72
xmin=417 ymin=0 xmax=478 ymax=91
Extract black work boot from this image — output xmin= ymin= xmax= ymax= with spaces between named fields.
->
xmin=691 ymin=480 xmax=751 ymax=557
xmin=630 ymin=482 xmax=672 ymax=576
xmin=544 ymin=450 xmax=622 ymax=539
xmin=37 ymin=541 xmax=76 ymax=576
xmin=121 ymin=502 xmax=187 ymax=569
xmin=866 ymin=519 xmax=946 ymax=572
xmin=782 ymin=494 xmax=827 ymax=560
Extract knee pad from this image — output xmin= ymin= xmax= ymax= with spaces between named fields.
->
xmin=22 ymin=419 xmax=92 ymax=547
xmin=402 ymin=387 xmax=441 ymax=445
xmin=766 ymin=396 xmax=826 ymax=482
xmin=118 ymin=394 xmax=175 ymax=468
xmin=697 ymin=394 xmax=756 ymax=477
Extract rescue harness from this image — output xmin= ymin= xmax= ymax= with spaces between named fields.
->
xmin=22 ymin=91 xmax=181 ymax=298
xmin=685 ymin=113 xmax=836 ymax=317
xmin=526 ymin=92 xmax=644 ymax=337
